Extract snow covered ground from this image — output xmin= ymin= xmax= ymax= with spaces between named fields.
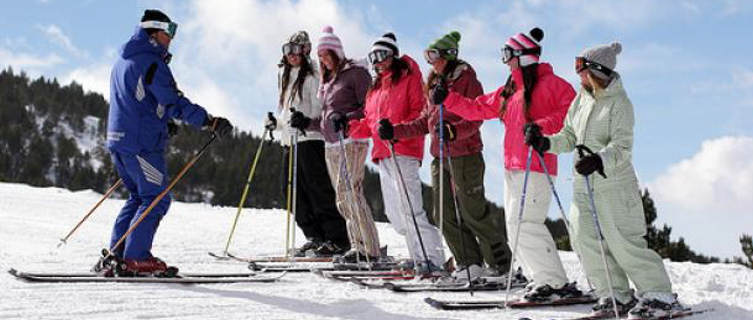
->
xmin=1 ymin=182 xmax=751 ymax=319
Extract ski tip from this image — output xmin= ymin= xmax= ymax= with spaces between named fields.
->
xmin=424 ymin=297 xmax=445 ymax=310
xmin=8 ymin=268 xmax=19 ymax=276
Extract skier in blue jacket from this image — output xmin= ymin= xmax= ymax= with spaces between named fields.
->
xmin=104 ymin=9 xmax=232 ymax=275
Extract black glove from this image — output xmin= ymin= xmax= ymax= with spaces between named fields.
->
xmin=430 ymin=83 xmax=449 ymax=105
xmin=435 ymin=122 xmax=456 ymax=141
xmin=205 ymin=116 xmax=233 ymax=138
xmin=378 ymin=119 xmax=394 ymax=140
xmin=265 ymin=112 xmax=277 ymax=131
xmin=575 ymin=145 xmax=606 ymax=178
xmin=289 ymin=110 xmax=311 ymax=131
xmin=330 ymin=112 xmax=347 ymax=133
xmin=524 ymin=122 xmax=550 ymax=155
xmin=167 ymin=119 xmax=179 ymax=138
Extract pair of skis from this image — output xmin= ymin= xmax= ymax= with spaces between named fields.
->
xmin=315 ymin=268 xmax=529 ymax=293
xmin=8 ymin=268 xmax=286 ymax=284
xmin=425 ymin=297 xmax=713 ymax=320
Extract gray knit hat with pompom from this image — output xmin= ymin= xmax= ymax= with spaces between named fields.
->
xmin=579 ymin=42 xmax=622 ymax=79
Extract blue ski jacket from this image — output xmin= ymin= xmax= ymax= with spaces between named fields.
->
xmin=107 ymin=27 xmax=208 ymax=154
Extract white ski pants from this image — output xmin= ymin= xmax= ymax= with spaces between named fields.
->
xmin=379 ymin=156 xmax=445 ymax=267
xmin=505 ymin=170 xmax=568 ymax=288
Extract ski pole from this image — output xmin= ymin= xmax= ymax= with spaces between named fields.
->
xmin=337 ymin=130 xmax=371 ymax=267
xmin=442 ymin=140 xmax=474 ymax=296
xmin=438 ymin=103 xmax=445 ymax=238
xmin=290 ymin=129 xmax=300 ymax=257
xmin=107 ymin=133 xmax=217 ymax=258
xmin=220 ymin=128 xmax=270 ymax=256
xmin=57 ymin=179 xmax=123 ymax=248
xmin=504 ymin=146 xmax=533 ymax=309
xmin=284 ymin=134 xmax=295 ymax=259
xmin=388 ymin=142 xmax=431 ymax=271
xmin=535 ymin=150 xmax=593 ymax=291
xmin=576 ymin=144 xmax=618 ymax=320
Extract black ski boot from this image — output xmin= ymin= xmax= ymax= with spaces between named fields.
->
xmin=294 ymin=238 xmax=323 ymax=257
xmin=523 ymin=282 xmax=584 ymax=303
xmin=313 ymin=241 xmax=349 ymax=257
xmin=590 ymin=296 xmax=638 ymax=318
xmin=627 ymin=294 xmax=685 ymax=320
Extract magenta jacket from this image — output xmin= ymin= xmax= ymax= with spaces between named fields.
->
xmin=443 ymin=63 xmax=574 ymax=175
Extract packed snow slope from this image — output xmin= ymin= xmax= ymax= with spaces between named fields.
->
xmin=1 ymin=182 xmax=751 ymax=319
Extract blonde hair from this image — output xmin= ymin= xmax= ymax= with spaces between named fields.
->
xmin=586 ymin=71 xmax=609 ymax=96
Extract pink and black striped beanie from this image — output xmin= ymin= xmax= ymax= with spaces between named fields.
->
xmin=505 ymin=27 xmax=544 ymax=67
xmin=317 ymin=25 xmax=345 ymax=60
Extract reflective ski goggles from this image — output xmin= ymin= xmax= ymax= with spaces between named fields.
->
xmin=368 ymin=49 xmax=393 ymax=64
xmin=140 ymin=20 xmax=178 ymax=39
xmin=282 ymin=43 xmax=304 ymax=56
xmin=501 ymin=45 xmax=541 ymax=63
xmin=575 ymin=57 xmax=613 ymax=77
xmin=424 ymin=48 xmax=458 ymax=64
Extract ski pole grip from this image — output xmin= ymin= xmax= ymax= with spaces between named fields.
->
xmin=575 ymin=144 xmax=595 ymax=157
xmin=575 ymin=144 xmax=607 ymax=179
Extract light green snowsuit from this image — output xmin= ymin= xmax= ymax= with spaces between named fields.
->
xmin=548 ymin=75 xmax=672 ymax=303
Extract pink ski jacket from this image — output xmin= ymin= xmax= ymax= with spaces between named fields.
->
xmin=443 ymin=63 xmax=574 ymax=175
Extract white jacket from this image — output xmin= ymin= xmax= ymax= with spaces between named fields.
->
xmin=276 ymin=65 xmax=324 ymax=145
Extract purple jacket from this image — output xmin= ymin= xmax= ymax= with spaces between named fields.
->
xmin=310 ymin=61 xmax=371 ymax=143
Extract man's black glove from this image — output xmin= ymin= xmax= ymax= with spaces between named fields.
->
xmin=435 ymin=122 xmax=456 ymax=141
xmin=205 ymin=116 xmax=233 ymax=138
xmin=378 ymin=119 xmax=394 ymax=140
xmin=167 ymin=119 xmax=179 ymax=138
xmin=523 ymin=122 xmax=550 ymax=155
xmin=575 ymin=145 xmax=606 ymax=178
xmin=330 ymin=112 xmax=347 ymax=133
xmin=289 ymin=109 xmax=311 ymax=131
xmin=265 ymin=112 xmax=277 ymax=131
xmin=430 ymin=83 xmax=449 ymax=105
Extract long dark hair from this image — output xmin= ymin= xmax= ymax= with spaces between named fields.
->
xmin=278 ymin=55 xmax=314 ymax=107
xmin=499 ymin=63 xmax=538 ymax=121
xmin=319 ymin=49 xmax=357 ymax=85
xmin=426 ymin=59 xmax=460 ymax=92
xmin=371 ymin=56 xmax=410 ymax=91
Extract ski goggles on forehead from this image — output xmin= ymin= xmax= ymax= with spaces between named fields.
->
xmin=424 ymin=48 xmax=458 ymax=64
xmin=501 ymin=45 xmax=541 ymax=63
xmin=368 ymin=49 xmax=392 ymax=64
xmin=575 ymin=57 xmax=613 ymax=77
xmin=282 ymin=43 xmax=304 ymax=55
xmin=140 ymin=20 xmax=178 ymax=39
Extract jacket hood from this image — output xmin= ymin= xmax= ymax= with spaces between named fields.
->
xmin=120 ymin=26 xmax=169 ymax=60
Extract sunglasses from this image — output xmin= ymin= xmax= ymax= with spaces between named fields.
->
xmin=140 ymin=20 xmax=178 ymax=39
xmin=575 ymin=57 xmax=613 ymax=77
xmin=500 ymin=45 xmax=541 ymax=63
xmin=282 ymin=43 xmax=304 ymax=56
xmin=424 ymin=48 xmax=458 ymax=64
xmin=368 ymin=49 xmax=393 ymax=64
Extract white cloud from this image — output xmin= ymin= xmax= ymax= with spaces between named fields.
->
xmin=732 ymin=68 xmax=753 ymax=88
xmin=648 ymin=136 xmax=753 ymax=258
xmin=61 ymin=63 xmax=111 ymax=98
xmin=0 ymin=47 xmax=64 ymax=69
xmin=38 ymin=24 xmax=88 ymax=58
xmin=160 ymin=0 xmax=383 ymax=133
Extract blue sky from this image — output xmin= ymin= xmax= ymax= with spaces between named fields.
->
xmin=2 ymin=0 xmax=752 ymax=259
